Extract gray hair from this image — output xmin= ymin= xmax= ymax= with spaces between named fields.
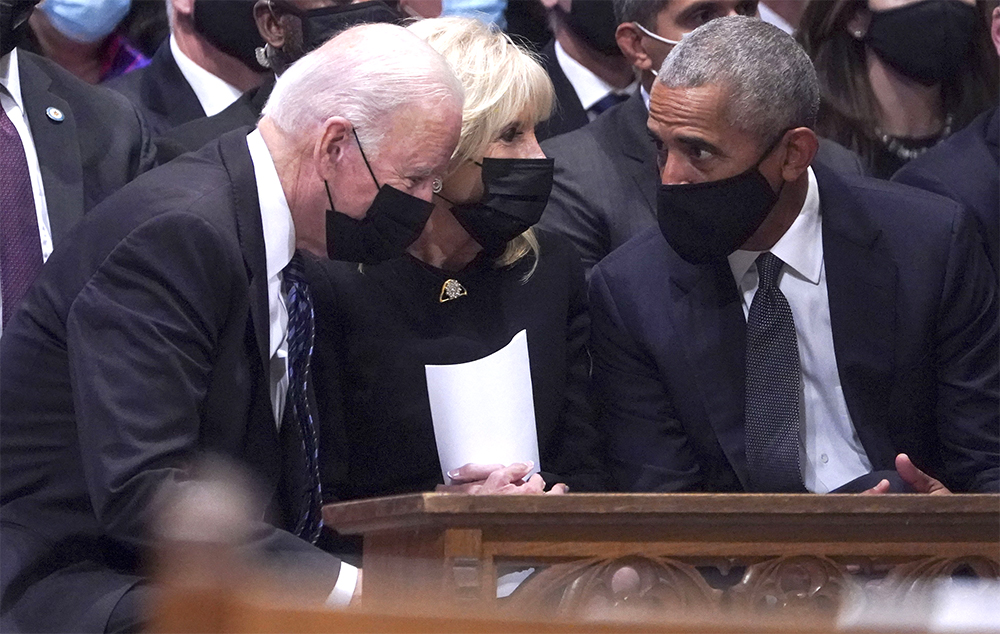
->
xmin=261 ymin=23 xmax=464 ymax=159
xmin=613 ymin=0 xmax=671 ymax=27
xmin=657 ymin=16 xmax=819 ymax=143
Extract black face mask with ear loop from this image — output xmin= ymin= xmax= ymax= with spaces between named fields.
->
xmin=192 ymin=0 xmax=268 ymax=72
xmin=325 ymin=128 xmax=434 ymax=265
xmin=436 ymin=157 xmax=555 ymax=256
xmin=864 ymin=0 xmax=978 ymax=87
xmin=657 ymin=131 xmax=789 ymax=264
xmin=268 ymin=0 xmax=401 ymax=55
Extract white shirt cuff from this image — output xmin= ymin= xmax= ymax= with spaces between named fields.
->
xmin=325 ymin=562 xmax=359 ymax=608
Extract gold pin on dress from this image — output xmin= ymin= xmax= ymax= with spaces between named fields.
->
xmin=439 ymin=279 xmax=467 ymax=302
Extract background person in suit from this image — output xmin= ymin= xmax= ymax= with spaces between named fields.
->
xmin=537 ymin=0 xmax=865 ymax=276
xmin=534 ymin=0 xmax=634 ymax=142
xmin=0 ymin=0 xmax=155 ymax=333
xmin=0 ymin=23 xmax=463 ymax=633
xmin=891 ymin=5 xmax=1000 ymax=274
xmin=156 ymin=0 xmax=442 ymax=163
xmin=590 ymin=17 xmax=998 ymax=496
xmin=105 ymin=0 xmax=269 ymax=135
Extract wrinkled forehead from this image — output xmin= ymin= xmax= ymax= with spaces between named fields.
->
xmin=648 ymin=81 xmax=731 ymax=135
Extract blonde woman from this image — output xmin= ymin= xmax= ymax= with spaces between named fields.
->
xmin=307 ymin=17 xmax=606 ymax=501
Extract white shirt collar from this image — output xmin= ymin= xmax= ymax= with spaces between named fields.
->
xmin=758 ymin=4 xmax=795 ymax=35
xmin=728 ymin=166 xmax=822 ymax=286
xmin=554 ymin=40 xmax=636 ymax=111
xmin=246 ymin=128 xmax=296 ymax=357
xmin=0 ymin=49 xmax=23 ymax=110
xmin=169 ymin=34 xmax=242 ymax=117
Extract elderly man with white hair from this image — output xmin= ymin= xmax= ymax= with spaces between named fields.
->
xmin=0 ymin=23 xmax=462 ymax=634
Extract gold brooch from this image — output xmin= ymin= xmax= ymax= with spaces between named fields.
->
xmin=439 ymin=279 xmax=467 ymax=303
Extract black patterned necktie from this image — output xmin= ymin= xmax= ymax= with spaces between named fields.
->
xmin=744 ymin=252 xmax=806 ymax=492
xmin=282 ymin=253 xmax=323 ymax=542
xmin=1 ymin=105 xmax=43 ymax=328
xmin=590 ymin=92 xmax=629 ymax=117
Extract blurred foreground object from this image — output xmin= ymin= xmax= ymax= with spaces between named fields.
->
xmin=152 ymin=492 xmax=999 ymax=632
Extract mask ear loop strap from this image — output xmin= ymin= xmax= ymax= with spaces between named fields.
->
xmin=351 ymin=126 xmax=381 ymax=189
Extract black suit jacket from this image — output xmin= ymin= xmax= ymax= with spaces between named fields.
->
xmin=17 ymin=50 xmax=156 ymax=244
xmin=156 ymin=77 xmax=275 ymax=164
xmin=534 ymin=39 xmax=589 ymax=143
xmin=0 ymin=128 xmax=342 ymax=633
xmin=589 ymin=164 xmax=999 ymax=494
xmin=105 ymin=41 xmax=205 ymax=136
xmin=539 ymin=90 xmax=868 ymax=275
xmin=893 ymin=107 xmax=999 ymax=273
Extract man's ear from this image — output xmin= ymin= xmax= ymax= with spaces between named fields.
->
xmin=314 ymin=116 xmax=353 ymax=177
xmin=780 ymin=128 xmax=819 ymax=181
xmin=253 ymin=0 xmax=285 ymax=47
xmin=616 ymin=22 xmax=652 ymax=71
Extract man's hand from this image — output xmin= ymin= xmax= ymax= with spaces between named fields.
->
xmin=863 ymin=453 xmax=952 ymax=495
xmin=436 ymin=462 xmax=569 ymax=495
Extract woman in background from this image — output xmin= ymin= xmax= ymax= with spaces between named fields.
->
xmin=798 ymin=0 xmax=997 ymax=179
xmin=308 ymin=17 xmax=606 ymax=501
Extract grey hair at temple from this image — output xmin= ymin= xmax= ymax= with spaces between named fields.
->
xmin=656 ymin=16 xmax=819 ymax=144
xmin=262 ymin=23 xmax=464 ymax=160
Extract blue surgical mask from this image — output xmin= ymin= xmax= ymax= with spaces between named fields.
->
xmin=38 ymin=0 xmax=130 ymax=43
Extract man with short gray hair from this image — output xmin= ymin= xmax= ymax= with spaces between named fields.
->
xmin=1 ymin=23 xmax=462 ymax=633
xmin=590 ymin=17 xmax=998 ymax=496
xmin=538 ymin=0 xmax=863 ymax=276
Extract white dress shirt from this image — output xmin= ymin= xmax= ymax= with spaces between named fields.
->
xmin=554 ymin=41 xmax=636 ymax=121
xmin=758 ymin=3 xmax=795 ymax=35
xmin=0 ymin=49 xmax=53 ymax=331
xmin=246 ymin=129 xmax=358 ymax=605
xmin=169 ymin=35 xmax=243 ymax=117
xmin=728 ymin=167 xmax=873 ymax=493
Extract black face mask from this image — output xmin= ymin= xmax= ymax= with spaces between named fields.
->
xmin=865 ymin=0 xmax=978 ymax=87
xmin=559 ymin=0 xmax=621 ymax=57
xmin=283 ymin=0 xmax=401 ymax=54
xmin=193 ymin=0 xmax=267 ymax=72
xmin=439 ymin=157 xmax=555 ymax=255
xmin=0 ymin=0 xmax=36 ymax=57
xmin=325 ymin=129 xmax=434 ymax=265
xmin=657 ymin=133 xmax=786 ymax=264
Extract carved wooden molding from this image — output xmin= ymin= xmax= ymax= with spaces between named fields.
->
xmin=504 ymin=554 xmax=1000 ymax=619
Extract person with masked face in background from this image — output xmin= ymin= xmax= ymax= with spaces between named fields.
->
xmin=307 ymin=17 xmax=607 ymax=507
xmin=157 ymin=0 xmax=440 ymax=163
xmin=798 ymin=0 xmax=998 ymax=180
xmin=534 ymin=0 xmax=635 ymax=141
xmin=21 ymin=0 xmax=149 ymax=83
xmin=105 ymin=0 xmax=269 ymax=135
xmin=0 ymin=0 xmax=156 ymax=336
xmin=0 ymin=24 xmax=462 ymax=633
xmin=590 ymin=17 xmax=998 ymax=497
xmin=891 ymin=3 xmax=1000 ymax=274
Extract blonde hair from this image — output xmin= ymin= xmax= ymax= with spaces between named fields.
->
xmin=407 ymin=17 xmax=554 ymax=278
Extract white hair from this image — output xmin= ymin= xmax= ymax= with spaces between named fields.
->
xmin=261 ymin=22 xmax=464 ymax=159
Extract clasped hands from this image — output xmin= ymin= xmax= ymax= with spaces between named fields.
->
xmin=436 ymin=461 xmax=569 ymax=495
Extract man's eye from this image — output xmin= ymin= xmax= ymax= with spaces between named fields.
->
xmin=688 ymin=146 xmax=712 ymax=162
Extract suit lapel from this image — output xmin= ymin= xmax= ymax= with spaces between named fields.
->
xmin=615 ymin=91 xmax=658 ymax=214
xmin=671 ymin=256 xmax=751 ymax=489
xmin=18 ymin=54 xmax=85 ymax=245
xmin=218 ymin=127 xmax=270 ymax=377
xmin=815 ymin=165 xmax=898 ymax=470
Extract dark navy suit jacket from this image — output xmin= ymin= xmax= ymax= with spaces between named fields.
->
xmin=534 ymin=39 xmax=589 ymax=143
xmin=589 ymin=164 xmax=999 ymax=494
xmin=893 ymin=107 xmax=998 ymax=274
